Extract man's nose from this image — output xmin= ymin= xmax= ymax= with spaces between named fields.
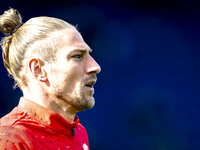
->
xmin=86 ymin=55 xmax=101 ymax=74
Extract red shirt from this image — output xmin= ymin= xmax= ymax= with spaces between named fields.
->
xmin=0 ymin=97 xmax=90 ymax=150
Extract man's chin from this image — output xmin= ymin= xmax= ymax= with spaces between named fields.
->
xmin=71 ymin=96 xmax=95 ymax=112
xmin=85 ymin=97 xmax=95 ymax=109
xmin=81 ymin=97 xmax=95 ymax=111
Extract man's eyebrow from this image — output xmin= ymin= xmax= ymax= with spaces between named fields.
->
xmin=72 ymin=49 xmax=93 ymax=53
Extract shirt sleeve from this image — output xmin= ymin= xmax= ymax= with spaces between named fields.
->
xmin=0 ymin=126 xmax=33 ymax=150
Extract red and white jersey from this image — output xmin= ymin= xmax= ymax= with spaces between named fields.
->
xmin=0 ymin=97 xmax=90 ymax=150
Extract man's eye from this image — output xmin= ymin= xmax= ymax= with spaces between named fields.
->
xmin=72 ymin=55 xmax=83 ymax=60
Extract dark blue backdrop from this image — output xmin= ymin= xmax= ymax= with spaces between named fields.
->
xmin=0 ymin=0 xmax=200 ymax=150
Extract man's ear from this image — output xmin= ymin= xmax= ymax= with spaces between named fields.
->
xmin=28 ymin=58 xmax=47 ymax=82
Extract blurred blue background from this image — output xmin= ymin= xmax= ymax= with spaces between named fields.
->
xmin=0 ymin=0 xmax=200 ymax=149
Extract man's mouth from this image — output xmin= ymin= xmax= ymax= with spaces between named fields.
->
xmin=85 ymin=81 xmax=96 ymax=88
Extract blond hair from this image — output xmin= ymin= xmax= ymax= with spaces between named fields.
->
xmin=0 ymin=8 xmax=75 ymax=88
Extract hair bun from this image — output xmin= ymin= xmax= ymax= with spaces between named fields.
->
xmin=0 ymin=8 xmax=22 ymax=35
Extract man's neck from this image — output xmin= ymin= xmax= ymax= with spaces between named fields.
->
xmin=22 ymin=87 xmax=76 ymax=124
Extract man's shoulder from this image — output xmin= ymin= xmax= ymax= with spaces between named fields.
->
xmin=0 ymin=125 xmax=33 ymax=149
xmin=77 ymin=122 xmax=87 ymax=131
xmin=76 ymin=122 xmax=89 ymax=137
xmin=0 ymin=107 xmax=34 ymax=149
xmin=0 ymin=106 xmax=25 ymax=126
xmin=0 ymin=125 xmax=27 ymax=137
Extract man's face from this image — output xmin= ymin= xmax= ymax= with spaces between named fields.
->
xmin=46 ymin=29 xmax=101 ymax=113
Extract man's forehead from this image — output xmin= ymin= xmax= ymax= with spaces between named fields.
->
xmin=53 ymin=28 xmax=92 ymax=55
xmin=64 ymin=34 xmax=91 ymax=51
xmin=57 ymin=41 xmax=92 ymax=55
xmin=61 ymin=28 xmax=82 ymax=41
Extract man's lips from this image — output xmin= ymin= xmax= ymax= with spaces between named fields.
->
xmin=84 ymin=75 xmax=97 ymax=90
xmin=85 ymin=80 xmax=96 ymax=88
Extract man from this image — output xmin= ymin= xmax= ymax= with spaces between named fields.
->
xmin=0 ymin=8 xmax=101 ymax=149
